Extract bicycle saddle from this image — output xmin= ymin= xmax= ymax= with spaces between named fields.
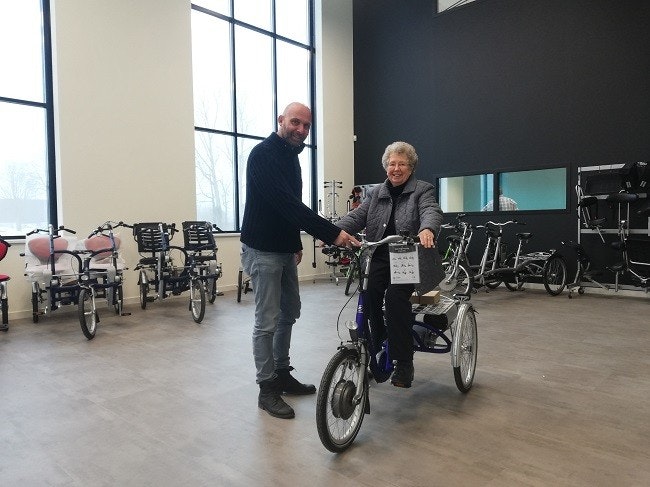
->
xmin=606 ymin=192 xmax=638 ymax=203
xmin=516 ymin=232 xmax=532 ymax=240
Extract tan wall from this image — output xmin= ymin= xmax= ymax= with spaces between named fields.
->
xmin=3 ymin=0 xmax=354 ymax=320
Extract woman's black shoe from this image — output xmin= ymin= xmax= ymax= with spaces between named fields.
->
xmin=390 ymin=361 xmax=414 ymax=388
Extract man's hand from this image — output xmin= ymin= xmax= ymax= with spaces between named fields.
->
xmin=334 ymin=230 xmax=361 ymax=248
xmin=295 ymin=250 xmax=303 ymax=265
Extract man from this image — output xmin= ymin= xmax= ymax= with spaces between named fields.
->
xmin=482 ymin=191 xmax=519 ymax=211
xmin=241 ymin=102 xmax=359 ymax=419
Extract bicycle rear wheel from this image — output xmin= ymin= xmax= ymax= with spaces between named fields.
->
xmin=78 ymin=288 xmax=97 ymax=340
xmin=316 ymin=347 xmax=368 ymax=453
xmin=452 ymin=303 xmax=477 ymax=393
xmin=543 ymin=255 xmax=567 ymax=296
xmin=503 ymin=255 xmax=524 ymax=291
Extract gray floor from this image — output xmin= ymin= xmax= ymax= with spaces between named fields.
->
xmin=1 ymin=282 xmax=650 ymax=486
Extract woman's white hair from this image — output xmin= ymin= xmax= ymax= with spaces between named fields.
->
xmin=381 ymin=141 xmax=418 ymax=171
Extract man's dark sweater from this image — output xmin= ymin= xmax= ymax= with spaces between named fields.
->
xmin=241 ymin=132 xmax=341 ymax=253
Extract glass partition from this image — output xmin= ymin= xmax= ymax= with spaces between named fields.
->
xmin=438 ymin=167 xmax=567 ymax=213
xmin=439 ymin=174 xmax=493 ymax=213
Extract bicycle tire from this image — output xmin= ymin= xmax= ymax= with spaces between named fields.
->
xmin=440 ymin=262 xmax=472 ymax=294
xmin=78 ymin=288 xmax=97 ymax=340
xmin=207 ymin=277 xmax=217 ymax=304
xmin=1 ymin=297 xmax=8 ymax=327
xmin=503 ymin=255 xmax=524 ymax=291
xmin=484 ymin=279 xmax=502 ymax=289
xmin=190 ymin=277 xmax=206 ymax=323
xmin=543 ymin=255 xmax=567 ymax=296
xmin=316 ymin=347 xmax=368 ymax=453
xmin=139 ymin=270 xmax=148 ymax=310
xmin=237 ymin=270 xmax=243 ymax=303
xmin=452 ymin=303 xmax=477 ymax=393
xmin=114 ymin=284 xmax=123 ymax=315
xmin=32 ymin=288 xmax=40 ymax=323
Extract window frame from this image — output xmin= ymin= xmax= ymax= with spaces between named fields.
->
xmin=0 ymin=0 xmax=56 ymax=239
xmin=191 ymin=1 xmax=316 ymax=232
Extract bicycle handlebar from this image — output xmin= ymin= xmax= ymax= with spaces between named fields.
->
xmin=86 ymin=220 xmax=134 ymax=238
xmin=485 ymin=220 xmax=518 ymax=227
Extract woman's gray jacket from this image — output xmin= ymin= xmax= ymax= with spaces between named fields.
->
xmin=335 ymin=177 xmax=443 ymax=241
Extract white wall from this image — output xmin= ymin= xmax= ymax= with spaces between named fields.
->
xmin=3 ymin=0 xmax=354 ymax=319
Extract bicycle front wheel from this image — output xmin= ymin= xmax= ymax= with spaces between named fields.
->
xmin=78 ymin=288 xmax=97 ymax=340
xmin=189 ymin=277 xmax=206 ymax=323
xmin=316 ymin=347 xmax=368 ymax=453
xmin=440 ymin=263 xmax=472 ymax=294
xmin=543 ymin=255 xmax=567 ymax=296
xmin=452 ymin=303 xmax=477 ymax=393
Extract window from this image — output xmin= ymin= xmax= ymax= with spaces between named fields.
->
xmin=0 ymin=0 xmax=54 ymax=237
xmin=439 ymin=174 xmax=494 ymax=213
xmin=191 ymin=1 xmax=314 ymax=231
xmin=438 ymin=167 xmax=567 ymax=213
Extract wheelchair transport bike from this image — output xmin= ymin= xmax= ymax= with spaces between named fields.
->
xmin=181 ymin=221 xmax=223 ymax=304
xmin=316 ymin=234 xmax=477 ymax=453
xmin=132 ymin=222 xmax=207 ymax=323
xmin=23 ymin=222 xmax=128 ymax=339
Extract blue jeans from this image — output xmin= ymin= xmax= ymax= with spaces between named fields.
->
xmin=241 ymin=245 xmax=301 ymax=383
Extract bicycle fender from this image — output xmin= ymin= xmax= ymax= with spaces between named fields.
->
xmin=451 ymin=303 xmax=475 ymax=368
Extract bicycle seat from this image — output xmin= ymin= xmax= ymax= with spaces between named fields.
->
xmin=578 ymin=196 xmax=598 ymax=207
xmin=516 ymin=232 xmax=532 ymax=240
xmin=606 ymin=192 xmax=638 ymax=203
xmin=446 ymin=235 xmax=461 ymax=244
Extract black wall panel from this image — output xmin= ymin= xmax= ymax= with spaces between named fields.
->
xmin=352 ymin=0 xmax=650 ymax=258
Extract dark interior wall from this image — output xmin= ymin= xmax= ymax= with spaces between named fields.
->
xmin=352 ymin=0 xmax=650 ymax=262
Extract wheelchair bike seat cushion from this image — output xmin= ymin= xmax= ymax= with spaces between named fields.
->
xmin=28 ymin=237 xmax=70 ymax=263
xmin=0 ymin=241 xmax=8 ymax=261
xmin=0 ymin=274 xmax=9 ymax=282
xmin=85 ymin=235 xmax=121 ymax=258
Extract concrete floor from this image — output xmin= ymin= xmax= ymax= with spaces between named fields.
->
xmin=1 ymin=281 xmax=650 ymax=486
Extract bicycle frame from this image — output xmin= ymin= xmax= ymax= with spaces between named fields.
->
xmin=343 ymin=235 xmax=470 ymax=391
xmin=317 ymin=234 xmax=477 ymax=453
xmin=609 ymin=197 xmax=650 ymax=291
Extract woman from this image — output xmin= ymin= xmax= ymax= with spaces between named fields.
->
xmin=336 ymin=141 xmax=443 ymax=388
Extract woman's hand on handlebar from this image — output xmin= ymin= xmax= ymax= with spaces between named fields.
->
xmin=418 ymin=228 xmax=436 ymax=248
